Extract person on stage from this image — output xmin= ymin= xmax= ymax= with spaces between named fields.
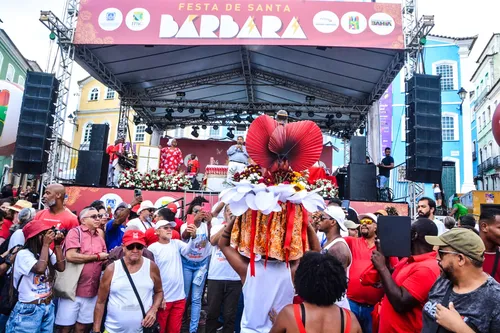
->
xmin=187 ymin=154 xmax=200 ymax=176
xmin=226 ymin=136 xmax=249 ymax=183
xmin=106 ymin=138 xmax=124 ymax=187
xmin=160 ymin=139 xmax=183 ymax=175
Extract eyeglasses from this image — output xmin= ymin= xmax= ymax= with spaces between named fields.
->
xmin=97 ymin=214 xmax=109 ymax=219
xmin=360 ymin=219 xmax=375 ymax=225
xmin=126 ymin=244 xmax=145 ymax=251
xmin=84 ymin=215 xmax=99 ymax=220
xmin=159 ymin=226 xmax=173 ymax=230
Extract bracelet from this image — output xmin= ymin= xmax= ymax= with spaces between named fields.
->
xmin=57 ymin=259 xmax=66 ymax=264
xmin=222 ymin=234 xmax=230 ymax=239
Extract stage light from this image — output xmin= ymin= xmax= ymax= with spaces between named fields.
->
xmin=189 ymin=107 xmax=195 ymax=114
xmin=200 ymin=113 xmax=209 ymax=122
xmin=234 ymin=113 xmax=242 ymax=123
xmin=180 ymin=124 xmax=186 ymax=129
xmin=145 ymin=125 xmax=153 ymax=135
xmin=222 ymin=119 xmax=227 ymax=125
xmin=151 ymin=107 xmax=156 ymax=112
xmin=213 ymin=125 xmax=219 ymax=130
xmin=191 ymin=129 xmax=199 ymax=138
xmin=305 ymin=96 xmax=315 ymax=103
xmin=176 ymin=91 xmax=186 ymax=98
xmin=359 ymin=127 xmax=365 ymax=135
xmin=133 ymin=115 xmax=142 ymax=126
xmin=202 ymin=124 xmax=207 ymax=130
xmin=236 ymin=125 xmax=246 ymax=131
xmin=308 ymin=111 xmax=315 ymax=117
xmin=336 ymin=112 xmax=342 ymax=119
xmin=177 ymin=107 xmax=184 ymax=113
xmin=164 ymin=111 xmax=173 ymax=122
xmin=227 ymin=128 xmax=235 ymax=139
xmin=246 ymin=115 xmax=253 ymax=123
xmin=49 ymin=31 xmax=56 ymax=40
xmin=215 ymin=110 xmax=225 ymax=115
xmin=295 ymin=111 xmax=302 ymax=117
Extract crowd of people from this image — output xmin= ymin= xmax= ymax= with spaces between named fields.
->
xmin=0 ymin=182 xmax=496 ymax=333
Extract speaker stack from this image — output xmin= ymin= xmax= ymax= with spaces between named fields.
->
xmin=75 ymin=124 xmax=110 ymax=186
xmin=347 ymin=136 xmax=377 ymax=201
xmin=13 ymin=72 xmax=60 ymax=175
xmin=405 ymin=74 xmax=442 ymax=184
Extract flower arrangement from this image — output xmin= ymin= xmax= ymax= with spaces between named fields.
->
xmin=166 ymin=173 xmax=192 ymax=191
xmin=307 ymin=178 xmax=339 ymax=199
xmin=118 ymin=168 xmax=143 ymax=189
xmin=142 ymin=169 xmax=168 ymax=190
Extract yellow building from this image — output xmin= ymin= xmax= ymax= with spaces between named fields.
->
xmin=71 ymin=77 xmax=151 ymax=154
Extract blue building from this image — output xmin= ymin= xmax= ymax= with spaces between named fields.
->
xmin=387 ymin=35 xmax=476 ymax=203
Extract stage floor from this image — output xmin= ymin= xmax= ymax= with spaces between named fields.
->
xmin=64 ymin=186 xmax=409 ymax=216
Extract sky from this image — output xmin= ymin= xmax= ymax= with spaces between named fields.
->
xmin=1 ymin=0 xmax=499 ymax=140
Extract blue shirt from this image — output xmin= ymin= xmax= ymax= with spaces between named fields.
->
xmin=105 ymin=219 xmax=125 ymax=251
xmin=227 ymin=145 xmax=249 ymax=164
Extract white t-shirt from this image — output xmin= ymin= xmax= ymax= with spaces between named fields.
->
xmin=180 ymin=222 xmax=212 ymax=261
xmin=208 ymin=225 xmax=240 ymax=281
xmin=14 ymin=249 xmax=57 ymax=303
xmin=433 ymin=186 xmax=441 ymax=194
xmin=8 ymin=229 xmax=25 ymax=251
xmin=126 ymin=218 xmax=153 ymax=232
xmin=148 ymin=240 xmax=191 ymax=302
xmin=434 ymin=218 xmax=446 ymax=236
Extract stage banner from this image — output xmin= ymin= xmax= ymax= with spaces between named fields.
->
xmin=75 ymin=0 xmax=403 ymax=49
xmin=379 ymin=84 xmax=393 ymax=155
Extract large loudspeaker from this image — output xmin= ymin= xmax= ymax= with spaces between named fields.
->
xmin=89 ymin=124 xmax=109 ymax=151
xmin=405 ymin=74 xmax=442 ymax=184
xmin=75 ymin=151 xmax=109 ymax=186
xmin=347 ymin=164 xmax=377 ymax=201
xmin=350 ymin=136 xmax=367 ymax=164
xmin=13 ymin=72 xmax=59 ymax=174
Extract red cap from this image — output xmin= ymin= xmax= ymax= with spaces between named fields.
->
xmin=23 ymin=220 xmax=52 ymax=241
xmin=167 ymin=203 xmax=177 ymax=214
xmin=144 ymin=228 xmax=159 ymax=246
xmin=122 ymin=229 xmax=146 ymax=247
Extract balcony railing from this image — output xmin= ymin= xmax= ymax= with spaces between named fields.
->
xmin=495 ymin=156 xmax=500 ymax=168
xmin=472 ymin=150 xmax=477 ymax=161
xmin=474 ymin=85 xmax=491 ymax=112
xmin=390 ymin=162 xmax=410 ymax=202
xmin=477 ymin=164 xmax=483 ymax=175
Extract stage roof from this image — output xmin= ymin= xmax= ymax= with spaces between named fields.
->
xmin=70 ymin=0 xmax=405 ymax=136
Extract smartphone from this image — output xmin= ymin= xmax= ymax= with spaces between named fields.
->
xmin=202 ymin=204 xmax=211 ymax=213
xmin=134 ymin=189 xmax=142 ymax=197
xmin=186 ymin=214 xmax=195 ymax=225
xmin=341 ymin=200 xmax=350 ymax=211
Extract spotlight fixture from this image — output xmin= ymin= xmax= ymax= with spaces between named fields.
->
xmin=336 ymin=112 xmax=342 ymax=119
xmin=227 ymin=127 xmax=235 ymax=139
xmin=213 ymin=125 xmax=219 ymax=130
xmin=215 ymin=110 xmax=225 ymax=115
xmin=236 ymin=125 xmax=246 ymax=131
xmin=177 ymin=106 xmax=184 ymax=113
xmin=164 ymin=111 xmax=173 ymax=122
xmin=133 ymin=115 xmax=141 ymax=126
xmin=305 ymin=96 xmax=316 ymax=103
xmin=308 ymin=111 xmax=315 ymax=117
xmin=234 ymin=113 xmax=242 ymax=123
xmin=222 ymin=119 xmax=227 ymax=125
xmin=145 ymin=125 xmax=153 ymax=135
xmin=359 ymin=127 xmax=365 ymax=135
xmin=191 ymin=126 xmax=200 ymax=138
xmin=189 ymin=107 xmax=195 ymax=114
xmin=202 ymin=124 xmax=207 ymax=130
xmin=150 ymin=107 xmax=156 ymax=112
xmin=176 ymin=91 xmax=186 ymax=98
xmin=180 ymin=124 xmax=186 ymax=129
xmin=246 ymin=115 xmax=254 ymax=123
xmin=200 ymin=113 xmax=209 ymax=122
xmin=295 ymin=111 xmax=302 ymax=117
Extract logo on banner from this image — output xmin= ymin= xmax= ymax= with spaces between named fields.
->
xmin=313 ymin=11 xmax=339 ymax=34
xmin=341 ymin=12 xmax=367 ymax=34
xmin=98 ymin=8 xmax=123 ymax=31
xmin=369 ymin=13 xmax=395 ymax=36
xmin=126 ymin=8 xmax=151 ymax=31
xmin=100 ymin=193 xmax=124 ymax=211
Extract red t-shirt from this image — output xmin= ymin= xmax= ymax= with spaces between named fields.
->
xmin=35 ymin=209 xmax=79 ymax=231
xmin=0 ymin=219 xmax=13 ymax=239
xmin=378 ymin=251 xmax=441 ymax=333
xmin=174 ymin=218 xmax=184 ymax=233
xmin=144 ymin=227 xmax=179 ymax=246
xmin=483 ymin=249 xmax=500 ymax=283
xmin=344 ymin=237 xmax=398 ymax=305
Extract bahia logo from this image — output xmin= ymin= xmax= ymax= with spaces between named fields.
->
xmin=98 ymin=8 xmax=123 ymax=31
xmin=369 ymin=13 xmax=396 ymax=36
xmin=341 ymin=12 xmax=367 ymax=34
xmin=126 ymin=8 xmax=151 ymax=31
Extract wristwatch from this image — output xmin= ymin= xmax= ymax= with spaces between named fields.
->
xmin=127 ymin=204 xmax=132 ymax=209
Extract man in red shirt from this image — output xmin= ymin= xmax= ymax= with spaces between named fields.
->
xmin=372 ymin=218 xmax=440 ymax=333
xmin=479 ymin=209 xmax=500 ymax=282
xmin=35 ymin=183 xmax=79 ymax=232
xmin=106 ymin=138 xmax=124 ymax=186
xmin=344 ymin=213 xmax=381 ymax=333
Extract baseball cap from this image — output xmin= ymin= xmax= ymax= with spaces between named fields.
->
xmin=23 ymin=220 xmax=52 ymax=241
xmin=122 ymin=230 xmax=146 ymax=247
xmin=344 ymin=220 xmax=360 ymax=230
xmin=425 ymin=228 xmax=485 ymax=262
xmin=358 ymin=213 xmax=378 ymax=223
xmin=155 ymin=220 xmax=177 ymax=229
xmin=167 ymin=203 xmax=178 ymax=214
xmin=324 ymin=206 xmax=346 ymax=231
xmin=9 ymin=200 xmax=33 ymax=213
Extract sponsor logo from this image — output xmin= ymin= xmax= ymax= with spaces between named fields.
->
xmin=125 ymin=8 xmax=151 ymax=31
xmin=368 ymin=13 xmax=395 ymax=35
xmin=341 ymin=12 xmax=367 ymax=34
xmin=313 ymin=11 xmax=339 ymax=34
xmin=98 ymin=8 xmax=123 ymax=31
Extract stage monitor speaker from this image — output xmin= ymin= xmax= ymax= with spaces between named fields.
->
xmin=75 ymin=150 xmax=109 ymax=186
xmin=405 ymin=74 xmax=442 ymax=184
xmin=350 ymin=136 xmax=366 ymax=164
xmin=336 ymin=170 xmax=347 ymax=200
xmin=89 ymin=124 xmax=110 ymax=151
xmin=13 ymin=71 xmax=59 ymax=174
xmin=347 ymin=163 xmax=377 ymax=201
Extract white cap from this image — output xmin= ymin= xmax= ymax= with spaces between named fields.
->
xmin=324 ymin=206 xmax=347 ymax=231
xmin=358 ymin=213 xmax=378 ymax=223
xmin=138 ymin=200 xmax=155 ymax=214
xmin=155 ymin=220 xmax=177 ymax=229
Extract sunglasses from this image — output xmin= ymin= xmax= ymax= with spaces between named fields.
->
xmin=360 ymin=219 xmax=375 ymax=225
xmin=126 ymin=244 xmax=145 ymax=251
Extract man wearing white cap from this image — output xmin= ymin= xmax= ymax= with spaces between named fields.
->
xmin=148 ymin=220 xmax=197 ymax=333
xmin=126 ymin=200 xmax=155 ymax=232
xmin=318 ymin=206 xmax=352 ymax=310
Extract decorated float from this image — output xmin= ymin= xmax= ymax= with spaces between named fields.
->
xmin=219 ymin=114 xmax=335 ymax=275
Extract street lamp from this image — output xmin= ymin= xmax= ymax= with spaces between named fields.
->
xmin=458 ymin=87 xmax=467 ymax=115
